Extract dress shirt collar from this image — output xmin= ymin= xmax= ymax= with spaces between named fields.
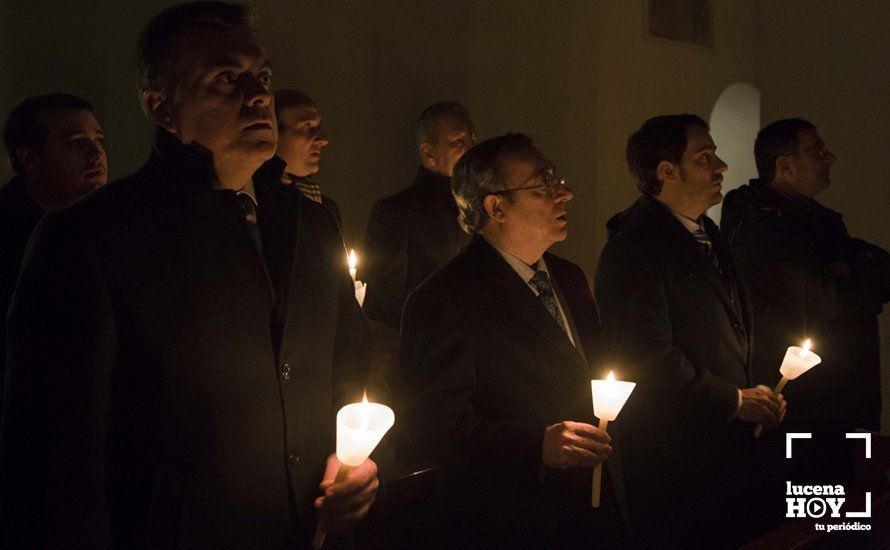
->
xmin=671 ymin=210 xmax=704 ymax=234
xmin=488 ymin=241 xmax=549 ymax=285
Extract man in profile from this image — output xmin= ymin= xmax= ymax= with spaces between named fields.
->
xmin=595 ymin=114 xmax=786 ymax=546
xmin=274 ymin=89 xmax=339 ymax=218
xmin=361 ymin=101 xmax=476 ymax=330
xmin=1 ymin=2 xmax=378 ymax=547
xmin=722 ymin=118 xmax=889 ymax=482
xmin=0 ymin=92 xmax=107 ymax=416
xmin=397 ymin=133 xmax=629 ymax=548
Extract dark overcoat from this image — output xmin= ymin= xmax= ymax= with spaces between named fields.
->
xmin=0 ymin=131 xmax=374 ymax=548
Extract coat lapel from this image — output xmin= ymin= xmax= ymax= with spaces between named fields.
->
xmin=468 ymin=237 xmax=589 ymax=374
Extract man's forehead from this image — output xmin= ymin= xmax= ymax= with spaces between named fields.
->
xmin=797 ymin=128 xmax=823 ymax=145
xmin=283 ymin=104 xmax=320 ymax=123
xmin=173 ymin=26 xmax=269 ymax=72
xmin=40 ymin=108 xmax=101 ymax=137
xmin=501 ymin=149 xmax=549 ymax=181
xmin=685 ymin=124 xmax=716 ymax=152
xmin=437 ymin=116 xmax=473 ymax=136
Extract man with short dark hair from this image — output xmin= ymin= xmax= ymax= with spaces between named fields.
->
xmin=0 ymin=2 xmax=378 ymax=547
xmin=595 ymin=115 xmax=786 ymax=546
xmin=0 ymin=92 xmax=107 ymax=416
xmin=361 ymin=101 xmax=476 ymax=330
xmin=274 ymin=89 xmax=333 ymax=207
xmin=397 ymin=133 xmax=629 ymax=548
xmin=723 ymin=119 xmax=888 ymax=433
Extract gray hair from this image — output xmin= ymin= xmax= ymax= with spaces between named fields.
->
xmin=136 ymin=2 xmax=255 ymax=102
xmin=451 ymin=132 xmax=535 ymax=234
xmin=416 ymin=101 xmax=471 ymax=148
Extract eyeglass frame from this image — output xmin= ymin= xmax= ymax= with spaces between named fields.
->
xmin=488 ymin=168 xmax=568 ymax=197
xmin=788 ymin=145 xmax=831 ymax=160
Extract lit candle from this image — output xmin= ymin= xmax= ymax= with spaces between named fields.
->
xmin=312 ymin=391 xmax=394 ymax=548
xmin=590 ymin=371 xmax=636 ymax=508
xmin=754 ymin=339 xmax=821 ymax=438
xmin=348 ymin=249 xmax=358 ymax=282
xmin=347 ymin=249 xmax=367 ymax=307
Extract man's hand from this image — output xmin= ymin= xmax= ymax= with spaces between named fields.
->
xmin=738 ymin=385 xmax=787 ymax=426
xmin=315 ymin=454 xmax=379 ymax=533
xmin=542 ymin=420 xmax=612 ymax=469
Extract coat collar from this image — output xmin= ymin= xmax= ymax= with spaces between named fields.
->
xmin=627 ymin=197 xmax=747 ymax=333
xmin=464 ymin=235 xmax=589 ymax=374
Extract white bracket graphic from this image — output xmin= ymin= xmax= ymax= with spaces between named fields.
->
xmin=846 ymin=432 xmax=872 ymax=459
xmin=786 ymin=432 xmax=812 ymax=459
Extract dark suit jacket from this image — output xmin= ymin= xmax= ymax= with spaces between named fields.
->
xmin=0 ymin=176 xmax=43 ymax=418
xmin=361 ymin=167 xmax=469 ymax=329
xmin=595 ymin=196 xmax=754 ymax=547
xmin=0 ymin=131 xmax=375 ymax=548
xmin=396 ymin=236 xmax=629 ymax=548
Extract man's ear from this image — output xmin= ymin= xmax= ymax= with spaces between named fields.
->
xmin=419 ymin=142 xmax=436 ymax=169
xmin=774 ymin=155 xmax=796 ymax=183
xmin=15 ymin=146 xmax=40 ymax=177
xmin=142 ymin=89 xmax=177 ymax=134
xmin=656 ymin=160 xmax=677 ymax=184
xmin=483 ymin=194 xmax=506 ymax=223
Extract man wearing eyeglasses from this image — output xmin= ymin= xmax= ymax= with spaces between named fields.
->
xmin=722 ymin=119 xmax=889 ymax=481
xmin=395 ymin=133 xmax=630 ymax=548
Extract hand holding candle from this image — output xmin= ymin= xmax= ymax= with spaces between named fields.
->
xmin=590 ymin=371 xmax=636 ymax=508
xmin=312 ymin=392 xmax=394 ymax=548
xmin=347 ymin=249 xmax=367 ymax=307
xmin=753 ymin=339 xmax=821 ymax=438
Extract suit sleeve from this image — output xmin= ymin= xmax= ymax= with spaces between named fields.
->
xmin=0 ymin=213 xmax=115 ymax=547
xmin=729 ymin=213 xmax=883 ymax=321
xmin=361 ymin=198 xmax=409 ymax=330
xmin=595 ymin=235 xmax=739 ymax=425
xmin=396 ymin=286 xmax=545 ymax=489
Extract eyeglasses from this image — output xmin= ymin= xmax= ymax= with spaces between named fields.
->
xmin=794 ymin=145 xmax=831 ymax=160
xmin=490 ymin=169 xmax=568 ymax=197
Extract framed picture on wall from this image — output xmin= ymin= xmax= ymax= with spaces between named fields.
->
xmin=646 ymin=0 xmax=713 ymax=48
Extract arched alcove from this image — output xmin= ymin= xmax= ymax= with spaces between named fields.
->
xmin=707 ymin=83 xmax=761 ymax=225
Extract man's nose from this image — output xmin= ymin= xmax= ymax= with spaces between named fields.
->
xmin=315 ymin=130 xmax=329 ymax=146
xmin=825 ymin=149 xmax=838 ymax=164
xmin=244 ymin=76 xmax=272 ymax=108
xmin=555 ymin=182 xmax=573 ymax=202
xmin=715 ymin=156 xmax=728 ymax=173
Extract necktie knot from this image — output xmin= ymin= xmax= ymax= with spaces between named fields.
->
xmin=692 ymin=227 xmax=711 ymax=253
xmin=529 ymin=270 xmax=554 ymax=296
xmin=238 ymin=192 xmax=258 ymax=224
xmin=529 ymin=270 xmax=565 ymax=332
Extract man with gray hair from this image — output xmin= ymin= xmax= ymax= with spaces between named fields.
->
xmin=1 ymin=2 xmax=378 ymax=547
xmin=395 ymin=133 xmax=629 ymax=548
xmin=361 ymin=101 xmax=476 ymax=330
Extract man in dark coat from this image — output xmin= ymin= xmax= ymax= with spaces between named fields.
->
xmin=0 ymin=3 xmax=378 ymax=547
xmin=397 ymin=133 xmax=630 ymax=549
xmin=723 ymin=118 xmax=888 ymax=432
xmin=0 ymin=93 xmax=107 ymax=417
xmin=722 ymin=118 xmax=889 ymax=488
xmin=595 ymin=115 xmax=786 ymax=547
xmin=361 ymin=101 xmax=475 ymax=330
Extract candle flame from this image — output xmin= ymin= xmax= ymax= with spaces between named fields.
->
xmin=802 ymin=338 xmax=812 ymax=358
xmin=348 ymin=249 xmax=358 ymax=270
xmin=607 ymin=371 xmax=615 ymax=382
xmin=359 ymin=390 xmax=370 ymax=430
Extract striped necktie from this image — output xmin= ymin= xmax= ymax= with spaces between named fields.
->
xmin=528 ymin=270 xmax=566 ymax=331
xmin=693 ymin=227 xmax=724 ymax=277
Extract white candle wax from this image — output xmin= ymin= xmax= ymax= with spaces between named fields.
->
xmin=778 ymin=341 xmax=822 ymax=380
xmin=336 ymin=396 xmax=394 ymax=467
xmin=591 ymin=371 xmax=636 ymax=422
xmin=354 ymin=281 xmax=367 ymax=307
